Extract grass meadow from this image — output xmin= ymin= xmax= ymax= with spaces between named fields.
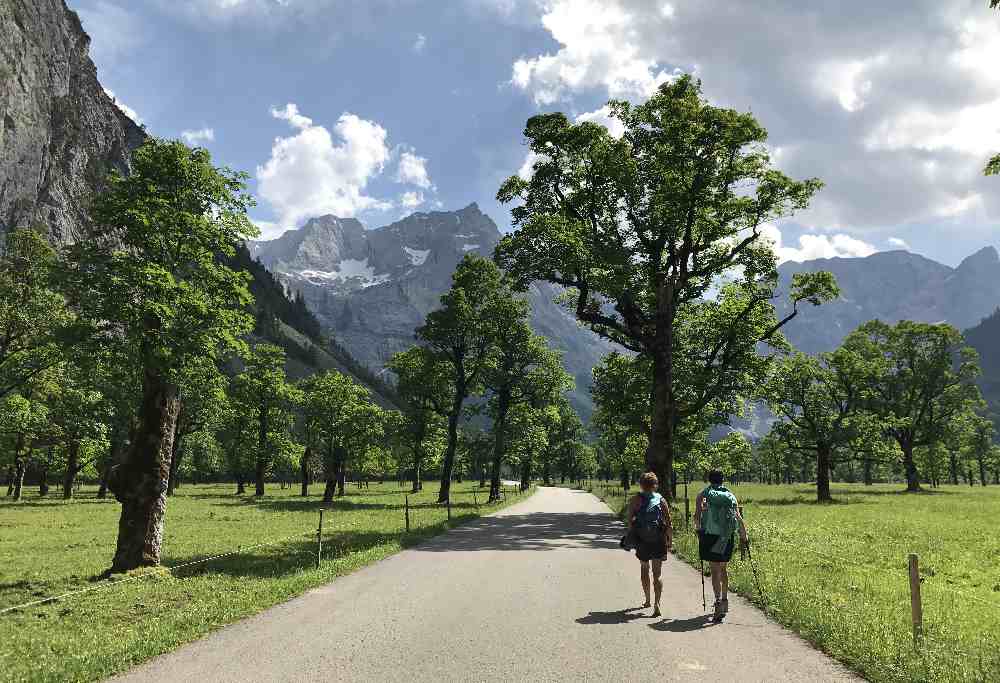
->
xmin=0 ymin=481 xmax=528 ymax=682
xmin=592 ymin=481 xmax=1000 ymax=683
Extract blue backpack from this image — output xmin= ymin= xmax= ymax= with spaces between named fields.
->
xmin=635 ymin=492 xmax=664 ymax=533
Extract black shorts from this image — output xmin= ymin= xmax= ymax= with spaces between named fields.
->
xmin=699 ymin=531 xmax=735 ymax=562
xmin=635 ymin=528 xmax=666 ymax=562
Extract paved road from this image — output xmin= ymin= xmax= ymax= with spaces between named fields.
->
xmin=112 ymin=487 xmax=857 ymax=682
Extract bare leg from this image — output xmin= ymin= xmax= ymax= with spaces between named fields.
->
xmin=710 ymin=562 xmax=723 ymax=600
xmin=720 ymin=562 xmax=729 ymax=599
xmin=651 ymin=559 xmax=663 ymax=616
xmin=640 ymin=561 xmax=651 ymax=607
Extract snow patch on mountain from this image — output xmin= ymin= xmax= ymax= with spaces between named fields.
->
xmin=462 ymin=244 xmax=480 ymax=252
xmin=296 ymin=258 xmax=390 ymax=288
xmin=403 ymin=247 xmax=430 ymax=266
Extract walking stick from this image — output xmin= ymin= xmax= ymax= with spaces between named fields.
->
xmin=700 ymin=558 xmax=707 ymax=612
xmin=745 ymin=543 xmax=767 ymax=614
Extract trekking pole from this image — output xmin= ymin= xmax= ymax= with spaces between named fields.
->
xmin=746 ymin=543 xmax=767 ymax=613
xmin=700 ymin=558 xmax=707 ymax=612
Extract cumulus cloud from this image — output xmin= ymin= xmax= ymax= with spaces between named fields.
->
xmin=413 ymin=33 xmax=427 ymax=53
xmin=517 ymin=150 xmax=543 ymax=180
xmin=888 ymin=237 xmax=910 ymax=249
xmin=181 ymin=128 xmax=215 ymax=145
xmin=103 ymin=89 xmax=143 ymax=125
xmin=760 ymin=224 xmax=877 ymax=263
xmin=507 ymin=0 xmax=1000 ymax=234
xmin=395 ymin=150 xmax=434 ymax=189
xmin=574 ymin=105 xmax=626 ymax=138
xmin=256 ymin=103 xmax=393 ymax=229
xmin=400 ymin=191 xmax=425 ymax=208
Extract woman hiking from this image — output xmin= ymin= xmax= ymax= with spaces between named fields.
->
xmin=626 ymin=472 xmax=673 ymax=617
xmin=694 ymin=469 xmax=748 ymax=623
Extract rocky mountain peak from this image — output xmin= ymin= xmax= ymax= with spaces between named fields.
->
xmin=956 ymin=245 xmax=1000 ymax=272
xmin=0 ymin=0 xmax=144 ymax=243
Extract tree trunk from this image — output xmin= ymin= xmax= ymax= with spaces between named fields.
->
xmin=948 ymin=452 xmax=959 ymax=486
xmin=488 ymin=393 xmax=510 ymax=503
xmin=63 ymin=440 xmax=81 ymax=499
xmin=437 ymin=395 xmax=464 ymax=503
xmin=300 ymin=446 xmax=311 ymax=496
xmin=323 ymin=478 xmax=335 ymax=503
xmin=520 ymin=459 xmax=531 ymax=491
xmin=646 ymin=344 xmax=676 ymax=500
xmin=478 ymin=466 xmax=486 ymax=489
xmin=4 ymin=466 xmax=13 ymax=496
xmin=899 ymin=439 xmax=921 ymax=492
xmin=978 ymin=456 xmax=987 ymax=487
xmin=543 ymin=458 xmax=552 ymax=486
xmin=236 ymin=475 xmax=245 ymax=495
xmin=39 ymin=460 xmax=49 ymax=497
xmin=254 ymin=400 xmax=269 ymax=497
xmin=817 ymin=444 xmax=832 ymax=502
xmin=336 ymin=453 xmax=347 ymax=497
xmin=968 ymin=465 xmax=975 ymax=487
xmin=108 ymin=369 xmax=180 ymax=572
xmin=166 ymin=420 xmax=183 ymax=496
xmin=11 ymin=434 xmax=26 ymax=500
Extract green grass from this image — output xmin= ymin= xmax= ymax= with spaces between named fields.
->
xmin=583 ymin=480 xmax=1000 ymax=683
xmin=0 ymin=481 xmax=529 ymax=682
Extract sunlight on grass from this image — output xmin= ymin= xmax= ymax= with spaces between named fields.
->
xmin=588 ymin=481 xmax=1000 ymax=683
xmin=0 ymin=481 xmax=528 ymax=682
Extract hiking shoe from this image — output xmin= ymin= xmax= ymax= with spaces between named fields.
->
xmin=652 ymin=606 xmax=661 ymax=618
xmin=712 ymin=600 xmax=724 ymax=622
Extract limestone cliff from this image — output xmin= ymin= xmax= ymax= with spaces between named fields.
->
xmin=0 ymin=0 xmax=144 ymax=242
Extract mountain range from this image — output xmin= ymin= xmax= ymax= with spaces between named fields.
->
xmin=249 ymin=205 xmax=615 ymax=418
xmin=774 ymin=246 xmax=1000 ymax=354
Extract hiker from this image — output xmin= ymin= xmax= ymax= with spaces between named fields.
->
xmin=694 ymin=469 xmax=748 ymax=623
xmin=626 ymin=471 xmax=673 ymax=617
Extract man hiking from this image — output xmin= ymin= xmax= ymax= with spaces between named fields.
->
xmin=694 ymin=469 xmax=748 ymax=623
xmin=626 ymin=472 xmax=673 ymax=617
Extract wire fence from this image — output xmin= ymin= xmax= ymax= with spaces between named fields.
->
xmin=0 ymin=483 xmax=530 ymax=617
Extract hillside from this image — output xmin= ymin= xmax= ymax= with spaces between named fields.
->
xmin=774 ymin=246 xmax=1000 ymax=354
xmin=251 ymin=204 xmax=616 ymax=418
xmin=0 ymin=0 xmax=391 ymax=404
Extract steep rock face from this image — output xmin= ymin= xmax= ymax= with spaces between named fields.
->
xmin=0 ymin=0 xmax=144 ymax=242
xmin=252 ymin=204 xmax=616 ymax=418
xmin=774 ymin=247 xmax=1000 ymax=354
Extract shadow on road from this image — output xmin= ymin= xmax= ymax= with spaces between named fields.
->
xmin=576 ymin=607 xmax=648 ymax=624
xmin=413 ymin=511 xmax=622 ymax=552
xmin=649 ymin=615 xmax=713 ymax=632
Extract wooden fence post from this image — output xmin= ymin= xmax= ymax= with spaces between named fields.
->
xmin=473 ymin=490 xmax=479 ymax=511
xmin=316 ymin=509 xmax=324 ymax=568
xmin=908 ymin=553 xmax=923 ymax=646
xmin=447 ymin=496 xmax=452 ymax=521
xmin=405 ymin=495 xmax=410 ymax=532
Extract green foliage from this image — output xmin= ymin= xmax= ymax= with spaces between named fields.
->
xmin=0 ymin=228 xmax=73 ymax=397
xmin=66 ymin=138 xmax=257 ymax=381
xmin=496 ymin=74 xmax=838 ymax=488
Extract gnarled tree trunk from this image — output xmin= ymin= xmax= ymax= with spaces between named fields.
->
xmin=300 ymin=446 xmax=311 ymax=496
xmin=63 ymin=440 xmax=81 ymax=499
xmin=437 ymin=393 xmax=464 ymax=503
xmin=488 ymin=392 xmax=510 ymax=503
xmin=108 ymin=369 xmax=180 ymax=572
xmin=817 ymin=443 xmax=832 ymax=502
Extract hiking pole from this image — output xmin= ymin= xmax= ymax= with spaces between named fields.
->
xmin=700 ymin=558 xmax=707 ymax=612
xmin=745 ymin=543 xmax=767 ymax=614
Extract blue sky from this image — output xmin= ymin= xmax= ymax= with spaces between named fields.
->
xmin=71 ymin=0 xmax=1000 ymax=266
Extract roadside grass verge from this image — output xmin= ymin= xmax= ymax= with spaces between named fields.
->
xmin=0 ymin=481 xmax=530 ymax=682
xmin=579 ymin=480 xmax=1000 ymax=683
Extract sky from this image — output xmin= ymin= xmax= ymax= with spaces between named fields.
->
xmin=69 ymin=0 xmax=1000 ymax=266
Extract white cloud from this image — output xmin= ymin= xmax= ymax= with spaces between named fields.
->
xmin=887 ymin=237 xmax=909 ymax=249
xmin=256 ymin=103 xmax=392 ymax=229
xmin=413 ymin=33 xmax=427 ymax=53
xmin=181 ymin=127 xmax=215 ymax=145
xmin=400 ymin=191 xmax=425 ymax=208
xmin=760 ymin=224 xmax=877 ymax=264
xmin=517 ymin=150 xmax=543 ymax=180
xmin=78 ymin=2 xmax=145 ymax=66
xmin=270 ymin=103 xmax=313 ymax=130
xmin=395 ymin=150 xmax=434 ymax=189
xmin=103 ymin=89 xmax=142 ymax=124
xmin=507 ymin=0 xmax=1000 ymax=233
xmin=575 ymin=105 xmax=626 ymax=138
xmin=510 ymin=0 xmax=676 ymax=105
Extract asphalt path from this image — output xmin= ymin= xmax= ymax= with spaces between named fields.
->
xmin=111 ymin=486 xmax=857 ymax=682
